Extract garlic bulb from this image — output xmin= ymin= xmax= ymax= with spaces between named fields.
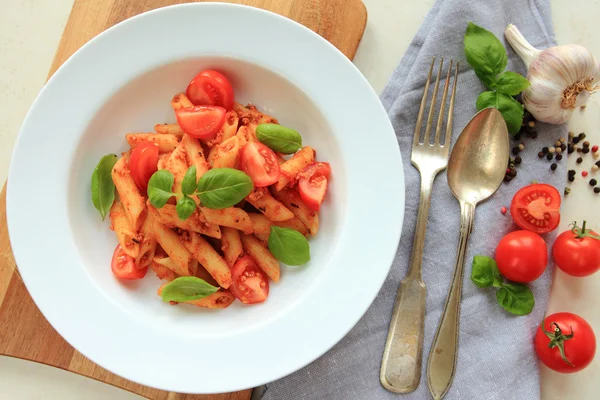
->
xmin=505 ymin=24 xmax=600 ymax=124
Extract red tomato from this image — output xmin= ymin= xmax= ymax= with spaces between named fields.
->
xmin=176 ymin=106 xmax=226 ymax=140
xmin=129 ymin=142 xmax=159 ymax=191
xmin=495 ymin=230 xmax=547 ymax=283
xmin=186 ymin=70 xmax=235 ymax=110
xmin=535 ymin=312 xmax=596 ymax=373
xmin=298 ymin=162 xmax=331 ymax=211
xmin=239 ymin=141 xmax=280 ymax=187
xmin=111 ymin=245 xmax=148 ymax=280
xmin=230 ymin=256 xmax=269 ymax=304
xmin=510 ymin=183 xmax=561 ymax=233
xmin=553 ymin=221 xmax=600 ymax=277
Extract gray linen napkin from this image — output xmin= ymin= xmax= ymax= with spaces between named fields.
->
xmin=260 ymin=0 xmax=566 ymax=398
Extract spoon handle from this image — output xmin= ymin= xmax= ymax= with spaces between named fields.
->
xmin=426 ymin=200 xmax=475 ymax=400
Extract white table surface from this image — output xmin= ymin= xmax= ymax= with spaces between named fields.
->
xmin=1 ymin=0 xmax=599 ymax=399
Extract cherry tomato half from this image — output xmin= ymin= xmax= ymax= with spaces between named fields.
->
xmin=495 ymin=230 xmax=547 ymax=283
xmin=510 ymin=183 xmax=561 ymax=233
xmin=111 ymin=245 xmax=148 ymax=280
xmin=176 ymin=105 xmax=226 ymax=140
xmin=553 ymin=221 xmax=600 ymax=277
xmin=129 ymin=142 xmax=159 ymax=191
xmin=186 ymin=70 xmax=235 ymax=110
xmin=298 ymin=162 xmax=331 ymax=211
xmin=239 ymin=141 xmax=280 ymax=187
xmin=229 ymin=256 xmax=269 ymax=304
xmin=535 ymin=312 xmax=596 ymax=373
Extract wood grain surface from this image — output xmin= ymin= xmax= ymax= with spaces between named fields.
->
xmin=0 ymin=1 xmax=366 ymax=398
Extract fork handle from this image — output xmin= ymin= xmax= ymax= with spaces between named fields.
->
xmin=427 ymin=200 xmax=475 ymax=400
xmin=380 ymin=174 xmax=434 ymax=393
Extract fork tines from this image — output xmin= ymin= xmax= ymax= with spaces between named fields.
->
xmin=413 ymin=57 xmax=459 ymax=147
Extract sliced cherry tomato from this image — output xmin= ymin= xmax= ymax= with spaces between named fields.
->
xmin=239 ymin=141 xmax=280 ymax=187
xmin=298 ymin=162 xmax=331 ymax=211
xmin=229 ymin=256 xmax=269 ymax=304
xmin=510 ymin=183 xmax=561 ymax=233
xmin=186 ymin=70 xmax=235 ymax=110
xmin=553 ymin=221 xmax=600 ymax=277
xmin=495 ymin=230 xmax=547 ymax=283
xmin=535 ymin=312 xmax=596 ymax=373
xmin=129 ymin=142 xmax=159 ymax=191
xmin=111 ymin=245 xmax=148 ymax=280
xmin=176 ymin=105 xmax=226 ymax=140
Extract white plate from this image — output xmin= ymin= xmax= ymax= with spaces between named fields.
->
xmin=7 ymin=3 xmax=404 ymax=394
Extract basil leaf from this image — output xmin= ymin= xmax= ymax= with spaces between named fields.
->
xmin=476 ymin=91 xmax=524 ymax=135
xmin=181 ymin=166 xmax=197 ymax=196
xmin=464 ymin=22 xmax=508 ymax=88
xmin=470 ymin=255 xmax=501 ymax=288
xmin=268 ymin=226 xmax=310 ymax=266
xmin=496 ymin=283 xmax=535 ymax=316
xmin=161 ymin=276 xmax=219 ymax=303
xmin=196 ymin=168 xmax=254 ymax=209
xmin=91 ymin=154 xmax=118 ymax=220
xmin=147 ymin=170 xmax=175 ymax=208
xmin=256 ymin=123 xmax=302 ymax=154
xmin=495 ymin=71 xmax=531 ymax=96
xmin=176 ymin=195 xmax=196 ymax=220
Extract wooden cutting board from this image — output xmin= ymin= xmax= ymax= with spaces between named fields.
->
xmin=0 ymin=0 xmax=366 ymax=398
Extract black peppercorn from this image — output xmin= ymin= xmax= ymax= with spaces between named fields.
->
xmin=569 ymin=169 xmax=576 ymax=176
xmin=568 ymin=144 xmax=575 ymax=154
xmin=583 ymin=141 xmax=590 ymax=148
xmin=515 ymin=156 xmax=522 ymax=165
xmin=583 ymin=147 xmax=590 ymax=154
xmin=556 ymin=154 xmax=563 ymax=161
xmin=569 ymin=176 xmax=575 ymax=182
xmin=514 ymin=133 xmax=522 ymax=141
xmin=542 ymin=146 xmax=549 ymax=154
xmin=596 ymin=161 xmax=600 ymax=167
xmin=530 ymin=131 xmax=538 ymax=139
xmin=561 ymin=144 xmax=567 ymax=151
xmin=579 ymin=132 xmax=586 ymax=140
xmin=595 ymin=187 xmax=600 ymax=194
xmin=590 ymin=179 xmax=598 ymax=186
xmin=551 ymin=163 xmax=558 ymax=171
xmin=538 ymin=151 xmax=544 ymax=158
xmin=512 ymin=146 xmax=520 ymax=155
xmin=573 ymin=137 xmax=580 ymax=144
xmin=504 ymin=175 xmax=512 ymax=183
xmin=546 ymin=153 xmax=553 ymax=160
xmin=509 ymin=169 xmax=517 ymax=177
xmin=577 ymin=157 xmax=584 ymax=163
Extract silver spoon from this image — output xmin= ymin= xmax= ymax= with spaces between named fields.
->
xmin=426 ymin=107 xmax=509 ymax=400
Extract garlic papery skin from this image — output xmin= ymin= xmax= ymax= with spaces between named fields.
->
xmin=505 ymin=24 xmax=600 ymax=124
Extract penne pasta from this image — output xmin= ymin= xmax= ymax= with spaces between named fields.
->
xmin=157 ymin=284 xmax=235 ymax=308
xmin=276 ymin=153 xmax=287 ymax=165
xmin=200 ymin=207 xmax=253 ymax=234
xmin=126 ymin=133 xmax=178 ymax=153
xmin=275 ymin=146 xmax=315 ymax=190
xmin=234 ymin=103 xmax=278 ymax=126
xmin=157 ymin=153 xmax=169 ymax=170
xmin=221 ymin=227 xmax=243 ymax=267
xmin=136 ymin=212 xmax=157 ymax=267
xmin=248 ymin=213 xmax=308 ymax=243
xmin=271 ymin=188 xmax=319 ymax=235
xmin=154 ymin=123 xmax=184 ymax=139
xmin=111 ymin=157 xmax=145 ymax=230
xmin=151 ymin=222 xmax=197 ymax=276
xmin=241 ymin=234 xmax=280 ymax=282
xmin=182 ymin=134 xmax=209 ymax=180
xmin=171 ymin=92 xmax=193 ymax=110
xmin=181 ymin=231 xmax=232 ymax=289
xmin=147 ymin=202 xmax=222 ymax=239
xmin=195 ymin=264 xmax=219 ymax=287
xmin=150 ymin=258 xmax=177 ymax=281
xmin=109 ymin=201 xmax=140 ymax=258
xmin=164 ymin=142 xmax=188 ymax=195
xmin=212 ymin=135 xmax=240 ymax=169
xmin=246 ymin=187 xmax=294 ymax=221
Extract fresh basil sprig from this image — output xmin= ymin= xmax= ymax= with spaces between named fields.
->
xmin=161 ymin=276 xmax=219 ymax=303
xmin=147 ymin=166 xmax=254 ymax=219
xmin=268 ymin=226 xmax=310 ymax=266
xmin=256 ymin=123 xmax=303 ymax=154
xmin=464 ymin=22 xmax=530 ymax=135
xmin=91 ymin=154 xmax=118 ymax=220
xmin=470 ymin=255 xmax=534 ymax=315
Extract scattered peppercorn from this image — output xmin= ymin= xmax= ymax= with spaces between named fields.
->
xmin=504 ymin=175 xmax=512 ymax=182
xmin=579 ymin=133 xmax=586 ymax=140
xmin=594 ymin=152 xmax=599 ymax=159
xmin=551 ymin=163 xmax=558 ymax=171
xmin=556 ymin=147 xmax=562 ymax=154
xmin=596 ymin=161 xmax=600 ymax=167
xmin=512 ymin=146 xmax=520 ymax=155
xmin=542 ymin=146 xmax=549 ymax=154
xmin=564 ymin=187 xmax=571 ymax=195
xmin=569 ymin=175 xmax=575 ymax=182
xmin=595 ymin=187 xmax=600 ymax=194
xmin=582 ymin=171 xmax=589 ymax=177
xmin=583 ymin=147 xmax=590 ymax=154
xmin=561 ymin=144 xmax=567 ymax=151
xmin=577 ymin=148 xmax=583 ymax=153
xmin=583 ymin=141 xmax=590 ymax=148
xmin=573 ymin=137 xmax=580 ymax=144
xmin=509 ymin=169 xmax=517 ymax=177
xmin=555 ymin=154 xmax=563 ymax=161
xmin=514 ymin=133 xmax=522 ymax=141
xmin=530 ymin=131 xmax=538 ymax=139
xmin=568 ymin=131 xmax=575 ymax=138
xmin=568 ymin=144 xmax=575 ymax=154
xmin=554 ymin=140 xmax=561 ymax=147
xmin=518 ymin=143 xmax=525 ymax=151
xmin=501 ymin=206 xmax=507 ymax=215
xmin=549 ymin=146 xmax=556 ymax=153
xmin=593 ymin=145 xmax=599 ymax=153
xmin=577 ymin=157 xmax=584 ymax=164
xmin=593 ymin=165 xmax=600 ymax=173
xmin=546 ymin=153 xmax=554 ymax=160
xmin=568 ymin=169 xmax=576 ymax=176
xmin=590 ymin=179 xmax=597 ymax=186
xmin=515 ymin=156 xmax=522 ymax=165
xmin=538 ymin=151 xmax=545 ymax=158
xmin=528 ymin=121 xmax=535 ymax=128
xmin=560 ymin=137 xmax=566 ymax=143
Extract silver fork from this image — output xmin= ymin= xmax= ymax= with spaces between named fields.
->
xmin=380 ymin=57 xmax=459 ymax=393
